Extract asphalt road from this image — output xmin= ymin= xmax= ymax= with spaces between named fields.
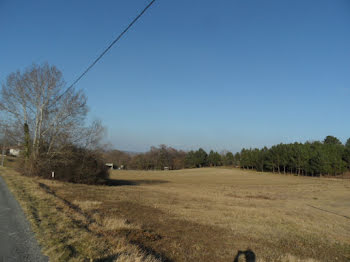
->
xmin=0 ymin=175 xmax=48 ymax=262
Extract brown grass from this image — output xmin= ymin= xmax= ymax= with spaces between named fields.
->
xmin=1 ymin=166 xmax=350 ymax=261
xmin=1 ymin=155 xmax=18 ymax=168
xmin=0 ymin=167 xmax=160 ymax=262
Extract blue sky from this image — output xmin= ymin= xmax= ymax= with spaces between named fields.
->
xmin=1 ymin=0 xmax=349 ymax=152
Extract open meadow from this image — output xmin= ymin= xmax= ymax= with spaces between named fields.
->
xmin=1 ymin=167 xmax=350 ymax=261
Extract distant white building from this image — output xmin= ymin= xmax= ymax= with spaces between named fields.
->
xmin=9 ymin=148 xmax=21 ymax=156
xmin=105 ymin=163 xmax=114 ymax=169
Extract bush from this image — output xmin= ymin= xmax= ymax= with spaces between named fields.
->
xmin=20 ymin=147 xmax=109 ymax=185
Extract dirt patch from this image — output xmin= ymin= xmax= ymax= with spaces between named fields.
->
xmin=225 ymin=193 xmax=275 ymax=200
xmin=105 ymin=179 xmax=169 ymax=186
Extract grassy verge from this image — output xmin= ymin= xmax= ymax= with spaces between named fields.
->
xmin=0 ymin=167 xmax=160 ymax=262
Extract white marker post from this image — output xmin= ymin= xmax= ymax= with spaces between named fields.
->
xmin=51 ymin=171 xmax=55 ymax=179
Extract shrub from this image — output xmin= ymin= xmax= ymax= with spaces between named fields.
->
xmin=19 ymin=146 xmax=109 ymax=185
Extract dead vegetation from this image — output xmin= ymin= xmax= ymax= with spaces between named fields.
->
xmin=1 ymin=166 xmax=350 ymax=261
xmin=0 ymin=167 xmax=161 ymax=262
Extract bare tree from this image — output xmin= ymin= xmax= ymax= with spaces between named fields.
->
xmin=0 ymin=63 xmax=88 ymax=156
xmin=0 ymin=63 xmax=108 ymax=183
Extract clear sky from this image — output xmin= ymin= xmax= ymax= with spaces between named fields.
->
xmin=1 ymin=0 xmax=349 ymax=152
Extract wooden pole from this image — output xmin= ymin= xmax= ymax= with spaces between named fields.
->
xmin=1 ymin=147 xmax=5 ymax=166
xmin=1 ymin=139 xmax=5 ymax=167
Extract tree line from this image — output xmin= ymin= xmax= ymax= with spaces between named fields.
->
xmin=239 ymin=136 xmax=350 ymax=176
xmin=104 ymin=146 xmax=236 ymax=170
xmin=105 ymin=136 xmax=350 ymax=177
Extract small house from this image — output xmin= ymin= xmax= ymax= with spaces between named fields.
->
xmin=105 ymin=163 xmax=114 ymax=169
xmin=9 ymin=147 xmax=21 ymax=156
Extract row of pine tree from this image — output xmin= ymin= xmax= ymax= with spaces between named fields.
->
xmin=185 ymin=136 xmax=350 ymax=176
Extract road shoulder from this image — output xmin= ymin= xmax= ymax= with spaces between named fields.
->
xmin=0 ymin=173 xmax=48 ymax=262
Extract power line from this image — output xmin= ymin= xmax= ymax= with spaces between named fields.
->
xmin=57 ymin=0 xmax=156 ymax=101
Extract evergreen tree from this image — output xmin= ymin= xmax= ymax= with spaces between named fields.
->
xmin=185 ymin=150 xmax=196 ymax=168
xmin=223 ymin=152 xmax=234 ymax=166
xmin=208 ymin=150 xmax=222 ymax=166
xmin=194 ymin=148 xmax=208 ymax=167
xmin=344 ymin=138 xmax=350 ymax=168
xmin=234 ymin=152 xmax=241 ymax=167
xmin=323 ymin=135 xmax=342 ymax=145
xmin=345 ymin=138 xmax=350 ymax=149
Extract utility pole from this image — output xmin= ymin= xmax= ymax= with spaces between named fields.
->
xmin=1 ymin=146 xmax=5 ymax=167
xmin=1 ymin=128 xmax=7 ymax=167
xmin=1 ymin=138 xmax=5 ymax=167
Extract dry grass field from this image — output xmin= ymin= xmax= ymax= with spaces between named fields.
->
xmin=1 ymin=167 xmax=350 ymax=261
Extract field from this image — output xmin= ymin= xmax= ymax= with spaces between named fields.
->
xmin=1 ymin=167 xmax=350 ymax=261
